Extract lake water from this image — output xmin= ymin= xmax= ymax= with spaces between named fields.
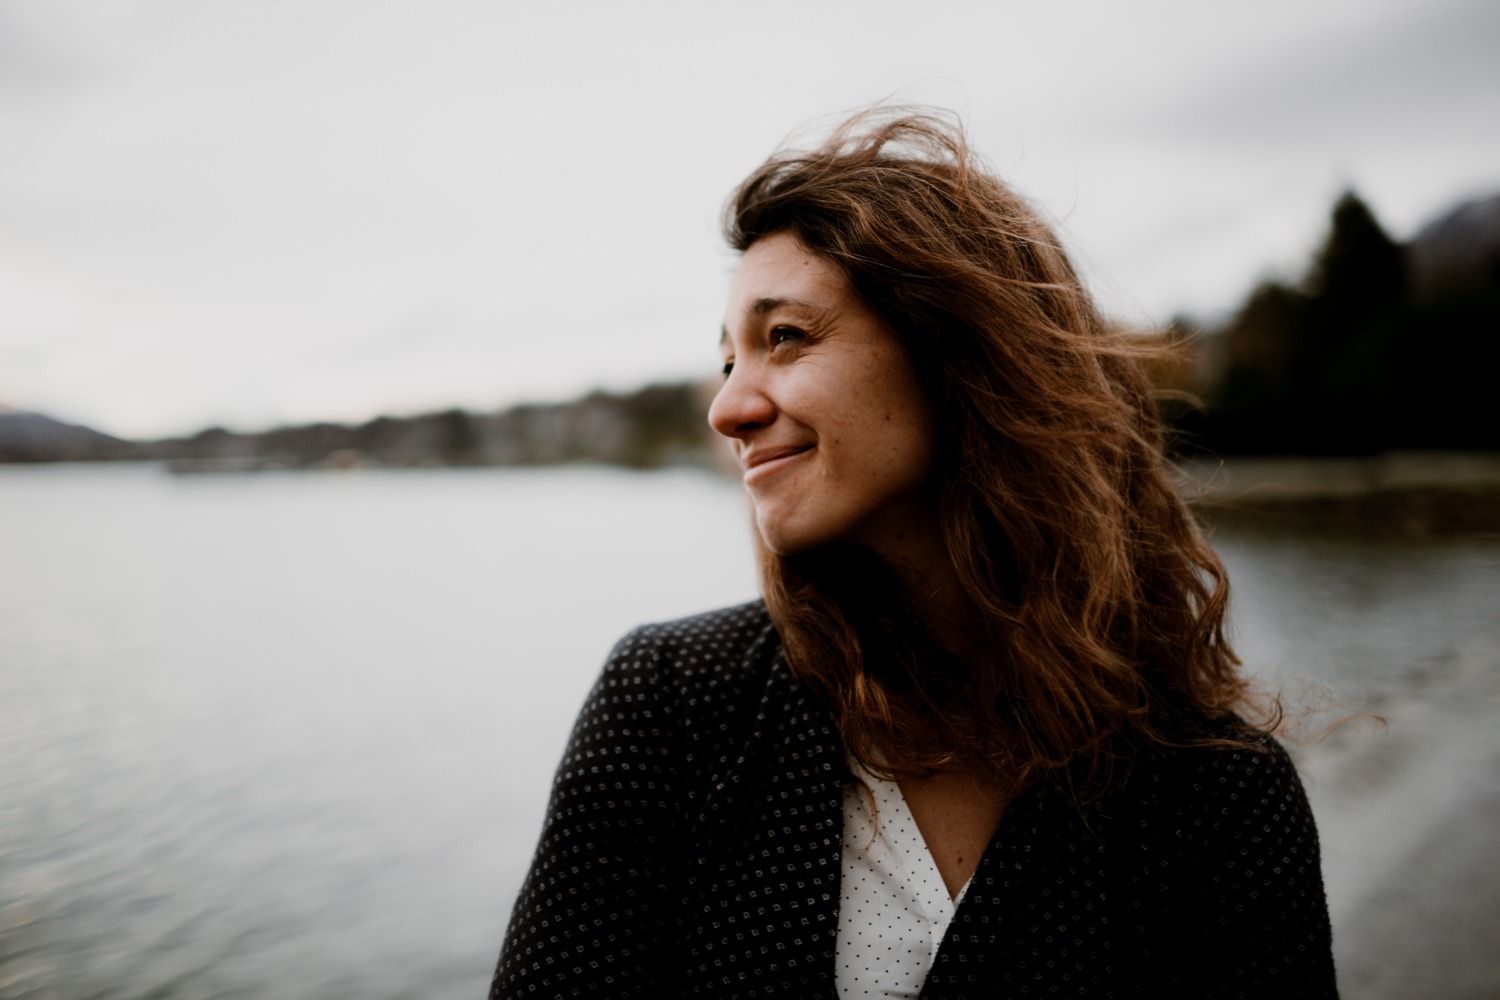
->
xmin=1 ymin=463 xmax=1496 ymax=999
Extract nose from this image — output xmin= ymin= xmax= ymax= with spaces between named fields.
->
xmin=707 ymin=365 xmax=775 ymax=441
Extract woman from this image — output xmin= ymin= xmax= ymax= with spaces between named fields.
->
xmin=490 ymin=109 xmax=1337 ymax=998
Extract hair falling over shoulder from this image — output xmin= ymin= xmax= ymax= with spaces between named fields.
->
xmin=725 ymin=107 xmax=1279 ymax=795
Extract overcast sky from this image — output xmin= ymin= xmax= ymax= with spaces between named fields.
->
xmin=2 ymin=0 xmax=1497 ymax=439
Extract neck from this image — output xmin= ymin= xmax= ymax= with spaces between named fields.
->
xmin=869 ymin=518 xmax=985 ymax=663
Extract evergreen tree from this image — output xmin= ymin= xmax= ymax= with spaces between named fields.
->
xmin=1200 ymin=190 xmax=1413 ymax=454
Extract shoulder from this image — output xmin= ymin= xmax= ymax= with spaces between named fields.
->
xmin=611 ymin=599 xmax=778 ymax=668
xmin=1124 ymin=721 xmax=1307 ymax=816
xmin=566 ymin=600 xmax=837 ymax=836
xmin=577 ymin=600 xmax=785 ymax=744
xmin=1105 ymin=727 xmax=1336 ymax=992
xmin=1114 ymin=722 xmax=1321 ymax=875
xmin=1137 ymin=721 xmax=1304 ymax=805
xmin=599 ymin=600 xmax=780 ymax=697
xmin=547 ymin=601 xmax=784 ymax=806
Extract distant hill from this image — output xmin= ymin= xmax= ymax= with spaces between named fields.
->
xmin=0 ymin=382 xmax=717 ymax=470
xmin=1407 ymin=192 xmax=1500 ymax=298
xmin=0 ymin=410 xmax=143 ymax=462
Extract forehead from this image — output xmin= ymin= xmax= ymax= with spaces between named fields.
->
xmin=727 ymin=232 xmax=851 ymax=310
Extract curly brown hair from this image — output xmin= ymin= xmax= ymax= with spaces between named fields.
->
xmin=723 ymin=108 xmax=1269 ymax=794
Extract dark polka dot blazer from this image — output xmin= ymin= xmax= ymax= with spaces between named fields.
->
xmin=490 ymin=601 xmax=1338 ymax=998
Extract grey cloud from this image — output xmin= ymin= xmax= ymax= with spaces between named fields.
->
xmin=1135 ymin=0 xmax=1500 ymax=148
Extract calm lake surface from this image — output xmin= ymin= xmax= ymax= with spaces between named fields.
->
xmin=2 ymin=463 xmax=1496 ymax=999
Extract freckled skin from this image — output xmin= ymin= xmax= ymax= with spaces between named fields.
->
xmin=709 ymin=232 xmax=938 ymax=562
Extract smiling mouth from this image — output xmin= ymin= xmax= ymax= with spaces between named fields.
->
xmin=743 ymin=445 xmax=814 ymax=482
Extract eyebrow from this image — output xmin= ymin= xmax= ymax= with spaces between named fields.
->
xmin=719 ymin=296 xmax=827 ymax=345
xmin=749 ymin=295 xmax=822 ymax=317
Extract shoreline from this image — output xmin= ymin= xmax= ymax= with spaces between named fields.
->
xmin=1179 ymin=451 xmax=1500 ymax=535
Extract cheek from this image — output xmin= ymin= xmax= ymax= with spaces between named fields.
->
xmin=890 ymin=431 xmax=934 ymax=490
xmin=872 ymin=385 xmax=934 ymax=482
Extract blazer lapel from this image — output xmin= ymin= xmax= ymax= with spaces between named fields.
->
xmin=924 ymin=784 xmax=1122 ymax=998
xmin=680 ymin=649 xmax=846 ymax=996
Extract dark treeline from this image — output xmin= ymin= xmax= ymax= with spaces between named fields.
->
xmin=1172 ymin=189 xmax=1500 ymax=455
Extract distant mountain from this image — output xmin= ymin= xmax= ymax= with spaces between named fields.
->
xmin=0 ymin=410 xmax=143 ymax=462
xmin=1408 ymin=191 xmax=1500 ymax=298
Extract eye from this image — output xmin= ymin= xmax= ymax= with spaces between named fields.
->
xmin=770 ymin=325 xmax=805 ymax=347
xmin=720 ymin=359 xmax=734 ymax=378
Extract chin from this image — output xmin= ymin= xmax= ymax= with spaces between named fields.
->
xmin=756 ymin=529 xmax=813 ymax=558
xmin=754 ymin=512 xmax=828 ymax=558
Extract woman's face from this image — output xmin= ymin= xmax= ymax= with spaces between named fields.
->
xmin=710 ymin=231 xmax=937 ymax=559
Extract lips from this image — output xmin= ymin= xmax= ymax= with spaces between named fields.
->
xmin=741 ymin=443 xmax=814 ymax=481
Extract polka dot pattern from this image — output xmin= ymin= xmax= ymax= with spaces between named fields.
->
xmin=836 ymin=765 xmax=968 ymax=998
xmin=490 ymin=602 xmax=1338 ymax=998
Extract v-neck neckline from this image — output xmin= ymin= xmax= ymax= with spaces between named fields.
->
xmin=849 ymin=763 xmax=973 ymax=910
